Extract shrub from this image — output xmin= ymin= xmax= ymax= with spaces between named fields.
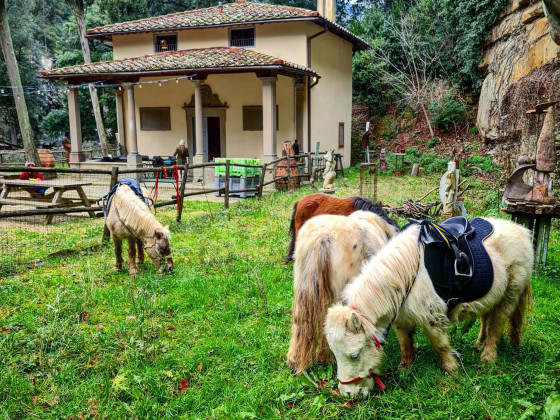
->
xmin=406 ymin=147 xmax=420 ymax=161
xmin=462 ymin=153 xmax=501 ymax=176
xmin=469 ymin=126 xmax=479 ymax=135
xmin=428 ymin=94 xmax=467 ymax=129
xmin=419 ymin=152 xmax=448 ymax=174
xmin=427 ymin=137 xmax=438 ymax=148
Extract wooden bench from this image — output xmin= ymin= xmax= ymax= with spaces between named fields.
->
xmin=0 ymin=198 xmax=58 ymax=208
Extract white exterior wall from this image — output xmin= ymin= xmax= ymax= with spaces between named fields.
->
xmin=308 ymin=29 xmax=353 ymax=168
xmin=127 ymin=74 xmax=296 ymax=159
xmin=112 ymin=21 xmax=353 ymax=165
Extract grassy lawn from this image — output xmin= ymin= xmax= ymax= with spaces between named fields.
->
xmin=1 ymin=168 xmax=559 ymax=419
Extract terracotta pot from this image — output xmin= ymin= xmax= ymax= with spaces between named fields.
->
xmin=38 ymin=149 xmax=56 ymax=167
xmin=274 ymin=158 xmax=300 ymax=190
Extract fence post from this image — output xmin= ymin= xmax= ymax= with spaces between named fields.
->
xmin=257 ymin=162 xmax=266 ymax=199
xmin=176 ymin=164 xmax=189 ymax=223
xmin=102 ymin=166 xmax=120 ymax=243
xmin=224 ymin=160 xmax=230 ymax=209
xmin=285 ymin=155 xmax=292 ymax=191
xmin=307 ymin=152 xmax=312 ymax=182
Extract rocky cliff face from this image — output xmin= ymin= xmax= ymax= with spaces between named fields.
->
xmin=477 ymin=0 xmax=559 ymax=143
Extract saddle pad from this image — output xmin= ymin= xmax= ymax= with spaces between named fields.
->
xmin=101 ymin=178 xmax=150 ymax=216
xmin=424 ymin=218 xmax=494 ymax=308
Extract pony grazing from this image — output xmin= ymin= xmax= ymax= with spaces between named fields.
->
xmin=287 ymin=211 xmax=398 ymax=374
xmin=284 ymin=193 xmax=399 ymax=263
xmin=325 ymin=217 xmax=533 ymax=396
xmin=105 ymin=181 xmax=173 ymax=275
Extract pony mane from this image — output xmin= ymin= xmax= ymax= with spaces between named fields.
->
xmin=114 ymin=185 xmax=164 ymax=236
xmin=348 ymin=197 xmax=400 ymax=230
xmin=342 ymin=225 xmax=421 ymax=335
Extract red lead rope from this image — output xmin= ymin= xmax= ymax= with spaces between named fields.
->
xmin=339 ymin=373 xmax=386 ymax=390
xmin=153 ymin=166 xmax=167 ymax=214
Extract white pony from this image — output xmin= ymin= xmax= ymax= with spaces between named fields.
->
xmin=287 ymin=211 xmax=398 ymax=374
xmin=325 ymin=217 xmax=533 ymax=396
xmin=106 ymin=184 xmax=173 ymax=275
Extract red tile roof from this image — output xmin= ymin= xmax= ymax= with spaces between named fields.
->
xmin=86 ymin=1 xmax=367 ymax=49
xmin=40 ymin=47 xmax=317 ymax=80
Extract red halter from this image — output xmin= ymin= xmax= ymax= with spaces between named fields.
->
xmin=339 ymin=372 xmax=386 ymax=390
xmin=341 ymin=307 xmax=386 ymax=390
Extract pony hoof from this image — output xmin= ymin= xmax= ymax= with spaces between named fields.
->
xmin=129 ymin=268 xmax=139 ymax=276
xmin=442 ymin=359 xmax=458 ymax=376
xmin=480 ymin=350 xmax=497 ymax=362
xmin=473 ymin=341 xmax=484 ymax=350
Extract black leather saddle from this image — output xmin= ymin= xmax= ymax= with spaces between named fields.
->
xmin=404 ymin=217 xmax=494 ymax=310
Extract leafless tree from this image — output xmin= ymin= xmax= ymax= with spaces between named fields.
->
xmin=374 ymin=14 xmax=442 ymax=138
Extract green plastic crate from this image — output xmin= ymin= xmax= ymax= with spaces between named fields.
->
xmin=214 ymin=158 xmax=261 ymax=177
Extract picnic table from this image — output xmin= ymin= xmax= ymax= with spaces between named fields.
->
xmin=0 ymin=178 xmax=95 ymax=224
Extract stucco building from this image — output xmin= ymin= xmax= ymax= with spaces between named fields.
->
xmin=41 ymin=1 xmax=367 ymax=167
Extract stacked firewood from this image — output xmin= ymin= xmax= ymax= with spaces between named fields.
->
xmin=385 ymin=200 xmax=441 ymax=219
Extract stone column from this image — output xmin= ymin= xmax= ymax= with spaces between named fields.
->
xmin=260 ymin=76 xmax=278 ymax=163
xmin=115 ymin=87 xmax=127 ymax=155
xmin=68 ymin=86 xmax=85 ymax=164
xmin=192 ymin=79 xmax=206 ymax=164
xmin=294 ymin=78 xmax=305 ymax=151
xmin=126 ymin=85 xmax=142 ymax=166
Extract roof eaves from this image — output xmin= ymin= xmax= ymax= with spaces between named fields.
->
xmin=86 ymin=16 xmax=369 ymax=50
xmin=40 ymin=65 xmax=317 ymax=82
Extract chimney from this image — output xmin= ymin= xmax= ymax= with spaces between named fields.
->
xmin=317 ymin=0 xmax=336 ymax=22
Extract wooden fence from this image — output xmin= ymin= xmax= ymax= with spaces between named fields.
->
xmin=0 ymin=152 xmax=343 ymax=224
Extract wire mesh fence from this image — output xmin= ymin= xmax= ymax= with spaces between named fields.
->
xmin=0 ymin=152 xmax=342 ymax=276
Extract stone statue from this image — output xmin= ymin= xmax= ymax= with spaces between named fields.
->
xmin=439 ymin=160 xmax=466 ymax=221
xmin=322 ymin=149 xmax=336 ymax=190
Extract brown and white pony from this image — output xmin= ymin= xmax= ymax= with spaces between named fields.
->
xmin=284 ymin=193 xmax=399 ymax=264
xmin=287 ymin=211 xmax=398 ymax=374
xmin=106 ymin=184 xmax=173 ymax=275
xmin=325 ymin=218 xmax=533 ymax=396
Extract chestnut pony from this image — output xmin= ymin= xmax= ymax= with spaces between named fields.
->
xmin=284 ymin=194 xmax=399 ymax=263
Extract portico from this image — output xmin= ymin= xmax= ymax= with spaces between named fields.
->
xmin=41 ymin=48 xmax=316 ymax=168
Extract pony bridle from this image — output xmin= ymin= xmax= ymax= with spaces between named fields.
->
xmin=337 ymin=307 xmax=389 ymax=390
xmin=337 ymin=331 xmax=386 ymax=390
xmin=338 ymin=234 xmax=422 ymax=391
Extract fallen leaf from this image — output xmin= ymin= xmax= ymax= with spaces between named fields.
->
xmin=79 ymin=311 xmax=89 ymax=323
xmin=88 ymin=409 xmax=98 ymax=417
xmin=197 ymin=362 xmax=202 ymax=372
xmin=97 ymin=324 xmax=104 ymax=330
xmin=32 ymin=396 xmax=37 ymax=404
xmin=341 ymin=398 xmax=358 ymax=407
xmin=1 ymin=327 xmax=8 ymax=335
xmin=268 ymin=325 xmax=276 ymax=330
xmin=178 ymin=378 xmax=190 ymax=394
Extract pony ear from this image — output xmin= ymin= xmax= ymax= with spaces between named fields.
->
xmin=346 ymin=312 xmax=362 ymax=333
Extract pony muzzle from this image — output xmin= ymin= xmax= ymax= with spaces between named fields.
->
xmin=166 ymin=256 xmax=173 ymax=273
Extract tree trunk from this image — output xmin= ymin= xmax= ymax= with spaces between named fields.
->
xmin=0 ymin=0 xmax=40 ymax=164
xmin=419 ymin=102 xmax=435 ymax=139
xmin=70 ymin=0 xmax=111 ymax=157
xmin=9 ymin=120 xmax=17 ymax=146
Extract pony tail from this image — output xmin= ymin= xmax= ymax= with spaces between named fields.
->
xmin=284 ymin=200 xmax=299 ymax=264
xmin=287 ymin=235 xmax=333 ymax=373
xmin=509 ymin=283 xmax=533 ymax=346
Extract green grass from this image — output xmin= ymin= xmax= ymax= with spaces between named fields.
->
xmin=1 ymin=168 xmax=559 ymax=419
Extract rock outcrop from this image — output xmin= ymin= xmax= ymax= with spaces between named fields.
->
xmin=477 ymin=0 xmax=560 ymax=142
